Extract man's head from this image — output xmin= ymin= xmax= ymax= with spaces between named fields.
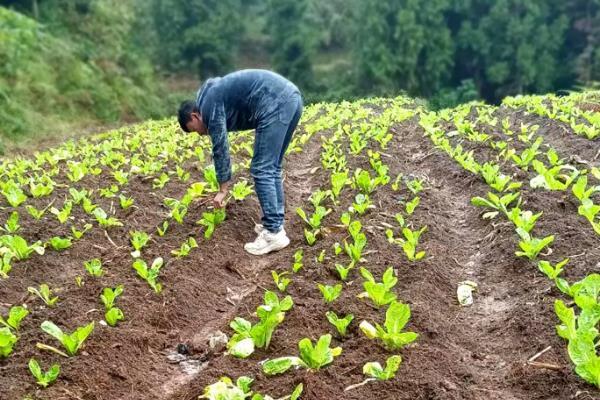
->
xmin=178 ymin=100 xmax=206 ymax=134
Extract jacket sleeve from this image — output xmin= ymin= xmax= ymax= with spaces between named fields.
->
xmin=206 ymin=101 xmax=232 ymax=183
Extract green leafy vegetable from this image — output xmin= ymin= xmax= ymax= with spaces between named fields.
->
xmin=29 ymin=358 xmax=60 ymax=388
xmin=40 ymin=320 xmax=95 ymax=356
xmin=262 ymin=334 xmax=342 ymax=375
xmin=326 ymin=311 xmax=354 ymax=336
xmin=0 ymin=305 xmax=29 ymax=331
xmin=363 ymin=355 xmax=402 ymax=380
xmin=28 ymin=284 xmax=59 ymax=307
xmin=318 ymin=283 xmax=342 ymax=303
xmin=197 ymin=209 xmax=226 ymax=239
xmin=84 ymin=259 xmax=104 ymax=278
xmin=359 ymin=267 xmax=397 ymax=307
xmin=359 ymin=301 xmax=418 ymax=350
xmin=133 ymin=257 xmax=164 ymax=293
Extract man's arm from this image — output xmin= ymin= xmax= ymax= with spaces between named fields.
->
xmin=207 ymin=101 xmax=232 ymax=207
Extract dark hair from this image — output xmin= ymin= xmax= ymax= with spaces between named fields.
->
xmin=178 ymin=100 xmax=198 ymax=132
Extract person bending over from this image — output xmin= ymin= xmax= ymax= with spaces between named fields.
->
xmin=178 ymin=69 xmax=303 ymax=255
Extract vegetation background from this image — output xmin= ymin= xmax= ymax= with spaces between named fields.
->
xmin=1 ymin=0 xmax=600 ymax=150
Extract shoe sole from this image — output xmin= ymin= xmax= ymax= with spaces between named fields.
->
xmin=244 ymin=237 xmax=290 ymax=256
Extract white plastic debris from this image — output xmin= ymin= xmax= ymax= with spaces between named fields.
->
xmin=208 ymin=331 xmax=228 ymax=349
xmin=457 ymin=281 xmax=478 ymax=306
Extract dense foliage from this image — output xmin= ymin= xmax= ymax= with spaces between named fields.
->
xmin=2 ymin=0 xmax=600 ymax=141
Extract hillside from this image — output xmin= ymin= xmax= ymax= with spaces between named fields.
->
xmin=0 ymin=7 xmax=167 ymax=151
xmin=0 ymin=92 xmax=599 ymax=399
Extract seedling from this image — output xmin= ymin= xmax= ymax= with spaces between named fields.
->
xmin=345 ymin=220 xmax=367 ymax=263
xmin=28 ymin=284 xmax=59 ymax=307
xmin=538 ymin=259 xmax=570 ymax=294
xmin=93 ymin=208 xmax=123 ymax=228
xmin=292 ymin=249 xmax=303 ymax=272
xmin=171 ymin=237 xmax=198 ymax=257
xmin=1 ymin=212 xmax=20 ymax=233
xmin=554 ymin=296 xmax=600 ymax=387
xmin=152 ymin=173 xmax=170 ymax=189
xmin=100 ymin=286 xmax=125 ymax=327
xmin=129 ymin=231 xmax=150 ymax=258
xmin=515 ymin=228 xmax=554 ymax=260
xmin=326 ymin=311 xmax=354 ymax=337
xmin=200 ymin=376 xmax=303 ymax=400
xmin=406 ymin=177 xmax=425 ymax=195
xmin=0 ymin=235 xmax=44 ymax=261
xmin=119 ymin=194 xmax=135 ymax=209
xmin=133 ymin=257 xmax=164 ymax=293
xmin=471 ymin=192 xmax=521 ymax=218
xmin=2 ymin=181 xmax=27 ymax=207
xmin=578 ymin=199 xmax=600 ymax=224
xmin=363 ymin=355 xmax=402 ymax=380
xmin=40 ymin=320 xmax=95 ymax=356
xmin=84 ymin=259 xmax=104 ymax=278
xmin=335 ymin=262 xmax=354 ymax=281
xmin=530 ymin=160 xmax=579 ymax=191
xmin=0 ymin=305 xmax=29 ymax=331
xmin=262 ymin=334 xmax=342 ymax=375
xmin=50 ymin=201 xmax=73 ymax=224
xmin=227 ymin=291 xmax=293 ymax=358
xmin=48 ymin=236 xmax=72 ymax=251
xmin=71 ymin=224 xmax=92 ymax=240
xmin=333 ymin=242 xmax=343 ymax=256
xmin=331 ymin=171 xmax=348 ymax=200
xmin=405 ymin=197 xmax=420 ymax=215
xmin=353 ymin=168 xmax=381 ymax=194
xmin=317 ymin=249 xmax=326 ymax=263
xmin=175 ymin=166 xmax=190 ymax=182
xmin=203 ymin=165 xmax=219 ymax=192
xmin=230 ymin=179 xmax=253 ymax=201
xmin=309 ymin=190 xmax=331 ymax=208
xmin=511 ymin=137 xmax=543 ymax=170
xmin=29 ymin=358 xmax=60 ymax=388
xmin=0 ymin=327 xmax=17 ymax=357
xmin=156 ymin=220 xmax=169 ymax=237
xmin=69 ymin=188 xmax=88 ymax=204
xmin=359 ymin=267 xmax=397 ymax=307
xmin=507 ymin=208 xmax=542 ymax=233
xmin=271 ymin=270 xmax=291 ymax=292
xmin=82 ymin=197 xmax=98 ymax=214
xmin=360 ymin=301 xmax=418 ymax=350
xmin=318 ymin=283 xmax=342 ymax=303
xmin=304 ymin=228 xmax=317 ymax=245
xmin=296 ymin=206 xmax=331 ymax=230
xmin=349 ymin=193 xmax=374 ymax=215
xmin=572 ymin=175 xmax=599 ymax=202
xmin=197 ymin=209 xmax=226 ymax=239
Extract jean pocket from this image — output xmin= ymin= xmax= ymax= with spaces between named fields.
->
xmin=277 ymin=93 xmax=300 ymax=125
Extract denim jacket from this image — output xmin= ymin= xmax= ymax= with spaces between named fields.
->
xmin=195 ymin=69 xmax=300 ymax=183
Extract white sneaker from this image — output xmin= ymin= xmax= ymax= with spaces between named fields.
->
xmin=254 ymin=224 xmax=286 ymax=235
xmin=245 ymin=229 xmax=290 ymax=255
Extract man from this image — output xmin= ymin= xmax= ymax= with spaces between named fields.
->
xmin=178 ymin=69 xmax=303 ymax=255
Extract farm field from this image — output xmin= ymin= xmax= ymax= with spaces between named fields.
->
xmin=1 ymin=93 xmax=600 ymax=400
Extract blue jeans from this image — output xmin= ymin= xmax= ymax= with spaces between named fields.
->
xmin=250 ymin=91 xmax=303 ymax=233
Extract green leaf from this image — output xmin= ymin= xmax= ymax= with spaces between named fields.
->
xmin=262 ymin=357 xmax=299 ymax=375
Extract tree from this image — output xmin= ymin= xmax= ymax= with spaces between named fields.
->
xmin=264 ymin=0 xmax=315 ymax=91
xmin=453 ymin=0 xmax=569 ymax=101
xmin=140 ymin=0 xmax=243 ymax=78
xmin=353 ymin=0 xmax=453 ymax=97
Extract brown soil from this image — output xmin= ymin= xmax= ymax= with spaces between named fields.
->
xmin=1 ymin=104 xmax=599 ymax=400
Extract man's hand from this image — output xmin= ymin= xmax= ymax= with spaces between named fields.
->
xmin=213 ymin=181 xmax=230 ymax=208
xmin=213 ymin=191 xmax=227 ymax=208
